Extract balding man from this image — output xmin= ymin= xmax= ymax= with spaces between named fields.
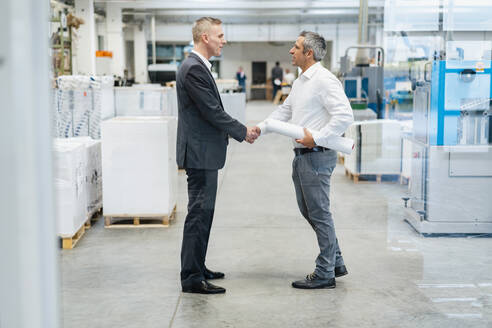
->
xmin=176 ymin=17 xmax=258 ymax=294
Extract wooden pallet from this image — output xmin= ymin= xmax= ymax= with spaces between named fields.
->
xmin=61 ymin=223 xmax=87 ymax=249
xmin=84 ymin=205 xmax=103 ymax=229
xmin=104 ymin=205 xmax=177 ymax=228
xmin=337 ymin=153 xmax=345 ymax=165
xmin=345 ymin=168 xmax=400 ymax=184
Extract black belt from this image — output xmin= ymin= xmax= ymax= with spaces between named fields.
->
xmin=293 ymin=146 xmax=329 ymax=156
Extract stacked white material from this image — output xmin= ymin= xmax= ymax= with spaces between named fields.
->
xmin=353 ymin=108 xmax=378 ymax=121
xmin=344 ymin=120 xmax=402 ymax=174
xmin=221 ymin=92 xmax=246 ymax=124
xmin=53 ymin=142 xmax=87 ymax=237
xmin=114 ymin=87 xmax=164 ymax=116
xmin=55 ymin=76 xmax=93 ymax=138
xmin=215 ymin=79 xmax=238 ymax=93
xmin=132 ymin=83 xmax=163 ymax=89
xmin=54 ymin=75 xmax=112 ymax=139
xmin=163 ymin=87 xmax=178 ymax=117
xmin=94 ymin=76 xmax=115 ymax=122
xmin=54 ymin=137 xmax=102 ymax=217
xmin=101 ymin=116 xmax=178 ymax=216
xmin=89 ymin=76 xmax=115 ymax=138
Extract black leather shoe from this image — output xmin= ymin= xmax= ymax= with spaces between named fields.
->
xmin=335 ymin=265 xmax=348 ymax=278
xmin=204 ymin=269 xmax=225 ymax=280
xmin=182 ymin=280 xmax=226 ymax=294
xmin=292 ymin=273 xmax=336 ymax=289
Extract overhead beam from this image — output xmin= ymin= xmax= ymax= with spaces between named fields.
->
xmin=122 ymin=8 xmax=382 ymax=16
xmin=95 ymin=0 xmax=385 ymax=10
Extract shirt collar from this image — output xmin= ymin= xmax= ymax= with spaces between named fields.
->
xmin=300 ymin=61 xmax=321 ymax=80
xmin=191 ymin=50 xmax=212 ymax=72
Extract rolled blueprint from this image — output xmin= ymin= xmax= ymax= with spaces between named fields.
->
xmin=257 ymin=119 xmax=354 ymax=154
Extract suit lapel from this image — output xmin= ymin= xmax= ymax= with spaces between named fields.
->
xmin=189 ymin=53 xmax=224 ymax=108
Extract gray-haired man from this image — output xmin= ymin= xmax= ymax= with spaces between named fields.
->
xmin=256 ymin=31 xmax=354 ymax=289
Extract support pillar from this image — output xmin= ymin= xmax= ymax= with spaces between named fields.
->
xmin=134 ymin=24 xmax=148 ymax=83
xmin=106 ymin=3 xmax=125 ymax=77
xmin=74 ymin=0 xmax=96 ymax=75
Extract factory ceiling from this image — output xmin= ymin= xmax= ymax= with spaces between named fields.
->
xmin=89 ymin=0 xmax=385 ymax=25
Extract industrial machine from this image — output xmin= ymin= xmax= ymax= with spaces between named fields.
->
xmin=148 ymin=63 xmax=177 ymax=85
xmin=404 ymin=58 xmax=492 ymax=235
xmin=340 ymin=46 xmax=384 ymax=119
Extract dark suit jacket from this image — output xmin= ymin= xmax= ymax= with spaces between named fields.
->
xmin=176 ymin=53 xmax=247 ymax=170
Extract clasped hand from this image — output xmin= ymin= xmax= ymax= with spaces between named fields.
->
xmin=245 ymin=126 xmax=261 ymax=144
xmin=295 ymin=128 xmax=316 ymax=148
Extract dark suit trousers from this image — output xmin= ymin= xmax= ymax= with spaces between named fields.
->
xmin=180 ymin=168 xmax=218 ymax=288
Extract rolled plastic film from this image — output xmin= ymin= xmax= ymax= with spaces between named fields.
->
xmin=258 ymin=119 xmax=354 ymax=154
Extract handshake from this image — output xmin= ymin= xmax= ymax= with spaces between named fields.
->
xmin=245 ymin=126 xmax=262 ymax=144
xmin=243 ymin=123 xmax=316 ymax=148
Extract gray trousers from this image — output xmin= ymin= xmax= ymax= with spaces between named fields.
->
xmin=292 ymin=149 xmax=344 ymax=279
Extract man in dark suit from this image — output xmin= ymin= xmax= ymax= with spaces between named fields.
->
xmin=176 ymin=17 xmax=259 ymax=294
xmin=271 ymin=61 xmax=283 ymax=101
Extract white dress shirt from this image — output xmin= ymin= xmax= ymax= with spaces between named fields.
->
xmin=191 ymin=50 xmax=212 ymax=72
xmin=261 ymin=62 xmax=354 ymax=148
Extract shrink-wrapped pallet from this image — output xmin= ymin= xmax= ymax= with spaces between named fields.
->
xmin=221 ymin=93 xmax=246 ymax=124
xmin=54 ymin=137 xmax=102 ymax=217
xmin=101 ymin=116 xmax=178 ymax=216
xmin=53 ymin=142 xmax=87 ymax=237
xmin=53 ymin=75 xmax=114 ymax=139
xmin=163 ymin=87 xmax=178 ymax=117
xmin=54 ymin=76 xmax=92 ymax=138
xmin=114 ymin=87 xmax=164 ymax=116
xmin=94 ymin=76 xmax=115 ymax=122
xmin=344 ymin=120 xmax=402 ymax=175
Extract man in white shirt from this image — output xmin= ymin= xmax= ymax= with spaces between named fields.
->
xmin=284 ymin=69 xmax=296 ymax=86
xmin=255 ymin=31 xmax=354 ymax=289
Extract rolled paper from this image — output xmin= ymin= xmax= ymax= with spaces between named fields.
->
xmin=258 ymin=119 xmax=354 ymax=155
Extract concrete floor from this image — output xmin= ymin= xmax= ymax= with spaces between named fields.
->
xmin=60 ymin=101 xmax=492 ymax=328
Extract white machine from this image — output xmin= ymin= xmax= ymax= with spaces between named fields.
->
xmin=403 ymin=58 xmax=492 ymax=235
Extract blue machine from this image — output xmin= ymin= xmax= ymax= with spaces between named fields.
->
xmin=426 ymin=60 xmax=491 ymax=146
xmin=340 ymin=46 xmax=385 ymax=117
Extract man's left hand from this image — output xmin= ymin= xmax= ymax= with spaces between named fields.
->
xmin=295 ymin=128 xmax=316 ymax=149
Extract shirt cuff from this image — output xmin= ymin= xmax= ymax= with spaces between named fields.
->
xmin=257 ymin=121 xmax=267 ymax=135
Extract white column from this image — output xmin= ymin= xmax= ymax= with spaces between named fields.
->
xmin=74 ymin=0 xmax=96 ymax=75
xmin=0 ymin=0 xmax=59 ymax=327
xmin=106 ymin=3 xmax=125 ymax=77
xmin=134 ymin=24 xmax=148 ymax=83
